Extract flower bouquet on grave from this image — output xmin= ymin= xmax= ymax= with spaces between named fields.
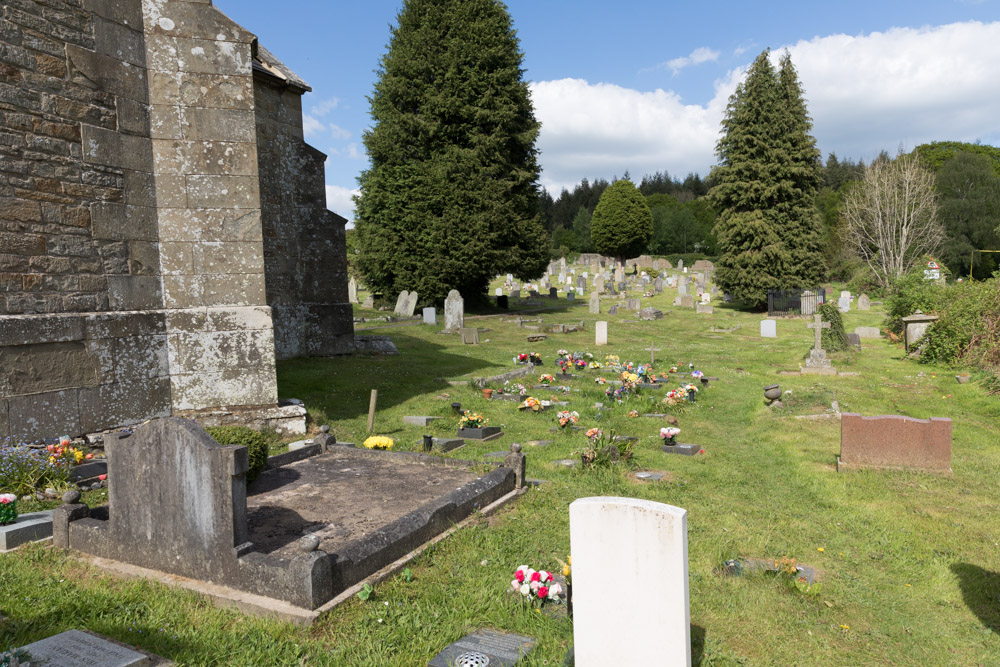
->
xmin=580 ymin=429 xmax=634 ymax=467
xmin=594 ymin=377 xmax=607 ymax=385
xmin=0 ymin=494 xmax=17 ymax=525
xmin=691 ymin=370 xmax=704 ymax=380
xmin=529 ymin=352 xmax=542 ymax=365
xmin=557 ymin=357 xmax=571 ymax=373
xmin=518 ymin=396 xmax=542 ymax=412
xmin=539 ymin=374 xmax=556 ymax=385
xmin=662 ymin=386 xmax=688 ymax=407
xmin=510 ymin=566 xmax=565 ymax=607
xmin=557 ymin=349 xmax=570 ymax=358
xmin=458 ymin=412 xmax=487 ymax=429
xmin=363 ymin=436 xmax=394 ymax=450
xmin=500 ymin=381 xmax=527 ymax=396
xmin=556 ymin=411 xmax=579 ymax=429
xmin=660 ymin=427 xmax=680 ymax=446
xmin=627 ymin=410 xmax=639 ymax=418
xmin=589 ymin=361 xmax=603 ymax=370
xmin=682 ymin=383 xmax=699 ymax=402
xmin=573 ymin=358 xmax=588 ymax=371
xmin=514 ymin=353 xmax=530 ymax=364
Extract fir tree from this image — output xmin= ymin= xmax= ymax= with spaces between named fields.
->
xmin=354 ymin=0 xmax=549 ymax=304
xmin=710 ymin=50 xmax=827 ymax=306
xmin=590 ymin=179 xmax=653 ymax=263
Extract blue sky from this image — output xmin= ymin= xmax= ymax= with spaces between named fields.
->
xmin=215 ymin=1 xmax=1000 ymax=220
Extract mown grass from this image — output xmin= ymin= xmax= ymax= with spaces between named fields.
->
xmin=3 ymin=281 xmax=1000 ymax=665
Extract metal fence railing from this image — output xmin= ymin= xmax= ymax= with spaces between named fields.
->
xmin=767 ymin=288 xmax=826 ymax=317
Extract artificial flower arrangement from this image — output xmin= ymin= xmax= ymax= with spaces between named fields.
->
xmin=585 ymin=427 xmax=602 ymax=440
xmin=683 ymin=383 xmax=699 ymax=401
xmin=573 ymin=358 xmax=588 ymax=370
xmin=557 ymin=349 xmax=570 ymax=357
xmin=669 ymin=365 xmax=679 ymax=373
xmin=363 ymin=436 xmax=394 ymax=450
xmin=459 ymin=412 xmax=488 ymax=429
xmin=514 ymin=353 xmax=530 ymax=364
xmin=518 ymin=396 xmax=542 ymax=412
xmin=557 ymin=357 xmax=571 ymax=373
xmin=529 ymin=352 xmax=542 ymax=365
xmin=594 ymin=377 xmax=607 ymax=385
xmin=510 ymin=565 xmax=564 ymax=605
xmin=627 ymin=410 xmax=639 ymax=418
xmin=662 ymin=386 xmax=689 ymax=406
xmin=691 ymin=370 xmax=704 ymax=380
xmin=0 ymin=493 xmax=17 ymax=525
xmin=660 ymin=427 xmax=681 ymax=445
xmin=500 ymin=381 xmax=528 ymax=396
xmin=539 ymin=374 xmax=556 ymax=385
xmin=556 ymin=411 xmax=579 ymax=428
xmin=589 ymin=361 xmax=603 ymax=370
xmin=46 ymin=435 xmax=91 ymax=467
xmin=604 ymin=354 xmax=621 ymax=368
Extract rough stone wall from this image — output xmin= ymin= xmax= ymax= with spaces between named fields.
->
xmin=254 ymin=72 xmax=353 ymax=359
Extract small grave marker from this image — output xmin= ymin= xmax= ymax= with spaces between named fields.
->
xmin=761 ymin=319 xmax=777 ymax=338
xmin=16 ymin=629 xmax=161 ymax=667
xmin=422 ymin=307 xmax=436 ymax=325
xmin=367 ymin=389 xmax=378 ymax=432
xmin=595 ymin=321 xmax=608 ymax=346
xmin=804 ymin=313 xmax=833 ymax=373
xmin=461 ymin=327 xmax=480 ymax=345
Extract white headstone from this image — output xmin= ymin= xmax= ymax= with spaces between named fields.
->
xmin=495 ymin=287 xmax=503 ymax=296
xmin=838 ymin=296 xmax=850 ymax=312
xmin=595 ymin=321 xmax=608 ymax=346
xmin=393 ymin=290 xmax=410 ymax=316
xmin=444 ymin=290 xmax=464 ymax=331
xmin=570 ymin=497 xmax=690 ymax=667
xmin=761 ymin=319 xmax=777 ymax=338
xmin=858 ymin=294 xmax=870 ymax=310
xmin=506 ymin=273 xmax=513 ymax=282
xmin=403 ymin=291 xmax=419 ymax=316
xmin=348 ymin=277 xmax=358 ymax=304
xmin=422 ymin=307 xmax=436 ymax=325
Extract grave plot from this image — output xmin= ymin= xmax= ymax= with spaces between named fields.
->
xmin=55 ymin=418 xmax=525 ymax=620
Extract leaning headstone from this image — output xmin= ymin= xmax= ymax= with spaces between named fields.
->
xmin=348 ymin=277 xmax=358 ymax=304
xmin=761 ymin=319 xmax=777 ymax=338
xmin=429 ymin=630 xmax=535 ymax=667
xmin=393 ymin=290 xmax=410 ymax=316
xmin=444 ymin=290 xmax=464 ymax=331
xmin=801 ymin=290 xmax=817 ymax=316
xmin=17 ymin=629 xmax=166 ymax=667
xmin=595 ymin=321 xmax=608 ymax=346
xmin=589 ymin=292 xmax=601 ymax=314
xmin=608 ymin=304 xmax=618 ymax=315
xmin=839 ymin=413 xmax=952 ymax=473
xmin=461 ymin=328 xmax=480 ymax=345
xmin=570 ymin=497 xmax=690 ymax=666
xmin=403 ymin=291 xmax=419 ymax=316
xmin=858 ymin=294 xmax=870 ymax=310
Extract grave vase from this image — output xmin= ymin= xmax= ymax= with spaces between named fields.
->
xmin=482 ymin=388 xmax=493 ymax=399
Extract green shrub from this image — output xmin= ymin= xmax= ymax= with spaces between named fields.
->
xmin=818 ymin=302 xmax=849 ymax=352
xmin=921 ymin=278 xmax=1000 ymax=369
xmin=845 ymin=265 xmax=885 ymax=299
xmin=204 ymin=426 xmax=269 ymax=484
xmin=883 ymin=271 xmax=946 ymax=335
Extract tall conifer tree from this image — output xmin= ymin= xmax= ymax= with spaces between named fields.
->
xmin=710 ymin=50 xmax=826 ymax=306
xmin=354 ymin=0 xmax=549 ymax=303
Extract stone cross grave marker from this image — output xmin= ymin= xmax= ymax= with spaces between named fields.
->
xmin=444 ymin=290 xmax=464 ymax=331
xmin=645 ymin=341 xmax=661 ymax=366
xmin=570 ymin=497 xmax=690 ymax=666
xmin=806 ymin=312 xmax=832 ymax=370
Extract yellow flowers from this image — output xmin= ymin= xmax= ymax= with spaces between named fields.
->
xmin=363 ymin=436 xmax=394 ymax=450
xmin=840 ymin=624 xmax=850 ymax=631
xmin=817 ymin=547 xmax=825 ymax=552
xmin=562 ymin=564 xmax=571 ymax=577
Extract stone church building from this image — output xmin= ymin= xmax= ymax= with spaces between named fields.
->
xmin=0 ymin=0 xmax=354 ymax=440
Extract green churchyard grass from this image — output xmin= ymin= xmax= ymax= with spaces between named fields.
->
xmin=3 ymin=280 xmax=1000 ymax=665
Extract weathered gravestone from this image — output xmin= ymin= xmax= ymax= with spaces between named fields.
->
xmin=403 ymin=291 xmax=419 ymax=317
xmin=838 ymin=295 xmax=850 ymax=312
xmin=804 ymin=313 xmax=834 ymax=374
xmin=761 ymin=319 xmax=777 ymax=338
xmin=595 ymin=321 xmax=608 ymax=346
xmin=510 ymin=289 xmax=521 ymax=299
xmin=393 ymin=290 xmax=410 ymax=316
xmin=838 ymin=413 xmax=952 ymax=473
xmin=608 ymin=304 xmax=618 ymax=315
xmin=654 ymin=277 xmax=663 ymax=293
xmin=680 ymin=295 xmax=694 ymax=308
xmin=589 ymin=292 xmax=601 ymax=314
xmin=696 ymin=304 xmax=713 ymax=314
xmin=496 ymin=287 xmax=504 ymax=296
xmin=566 ymin=292 xmax=575 ymax=301
xmin=626 ymin=298 xmax=641 ymax=311
xmin=549 ymin=287 xmax=558 ymax=299
xmin=362 ymin=295 xmax=374 ymax=309
xmin=855 ymin=326 xmax=880 ymax=339
xmin=16 ymin=629 xmax=168 ymax=667
xmin=444 ymin=290 xmax=464 ymax=332
xmin=348 ymin=277 xmax=358 ymax=304
xmin=423 ymin=307 xmax=436 ymax=325
xmin=800 ymin=290 xmax=818 ymax=316
xmin=497 ymin=295 xmax=509 ymax=309
xmin=570 ymin=497 xmax=690 ymax=666
xmin=429 ymin=630 xmax=535 ymax=667
xmin=678 ymin=283 xmax=688 ymax=297
xmin=858 ymin=294 xmax=870 ymax=311
xmin=461 ymin=328 xmax=480 ymax=345
xmin=638 ymin=307 xmax=663 ymax=321
xmin=902 ymin=310 xmax=939 ymax=354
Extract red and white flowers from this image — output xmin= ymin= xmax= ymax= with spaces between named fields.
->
xmin=0 ymin=494 xmax=15 ymax=504
xmin=511 ymin=565 xmax=564 ymax=603
xmin=660 ymin=427 xmax=680 ymax=444
xmin=556 ymin=410 xmax=579 ymax=428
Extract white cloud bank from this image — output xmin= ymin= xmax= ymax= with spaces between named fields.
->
xmin=661 ymin=46 xmax=720 ymax=75
xmin=326 ymin=184 xmax=359 ymax=225
xmin=530 ymin=21 xmax=1000 ymax=194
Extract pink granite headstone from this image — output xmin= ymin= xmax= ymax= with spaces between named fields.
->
xmin=838 ymin=413 xmax=952 ymax=473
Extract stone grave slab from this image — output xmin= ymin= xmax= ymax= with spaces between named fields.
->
xmin=403 ymin=416 xmax=440 ymax=427
xmin=680 ymin=295 xmax=694 ymax=308
xmin=847 ymin=333 xmax=862 ymax=349
xmin=460 ymin=327 xmax=480 ymax=345
xmin=696 ymin=304 xmax=714 ymax=314
xmin=17 ymin=629 xmax=168 ymax=667
xmin=554 ymin=459 xmax=580 ymax=468
xmin=524 ymin=440 xmax=553 ymax=448
xmin=633 ymin=471 xmax=668 ymax=482
xmin=855 ymin=326 xmax=880 ymax=339
xmin=432 ymin=437 xmax=466 ymax=453
xmin=838 ymin=413 xmax=952 ymax=473
xmin=661 ymin=444 xmax=703 ymax=456
xmin=429 ymin=630 xmax=536 ymax=667
xmin=761 ymin=320 xmax=777 ymax=338
xmin=457 ymin=426 xmax=503 ymax=441
xmin=0 ymin=510 xmax=54 ymax=551
xmin=858 ymin=294 xmax=870 ymax=310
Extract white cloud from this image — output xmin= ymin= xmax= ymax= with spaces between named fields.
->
xmin=530 ymin=21 xmax=1000 ymax=193
xmin=326 ymin=184 xmax=359 ymax=223
xmin=302 ymin=114 xmax=325 ymax=139
xmin=310 ymin=97 xmax=340 ymax=116
xmin=329 ymin=124 xmax=352 ymax=140
xmin=346 ymin=143 xmax=365 ymax=160
xmin=661 ymin=47 xmax=720 ymax=75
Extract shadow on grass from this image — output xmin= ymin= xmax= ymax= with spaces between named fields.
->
xmin=277 ymin=332 xmax=498 ymax=421
xmin=692 ymin=623 xmax=706 ymax=665
xmin=952 ymin=563 xmax=1000 ymax=633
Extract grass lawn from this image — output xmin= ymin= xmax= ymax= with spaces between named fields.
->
xmin=3 ymin=281 xmax=1000 ymax=666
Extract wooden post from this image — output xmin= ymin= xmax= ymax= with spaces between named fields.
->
xmin=367 ymin=389 xmax=378 ymax=433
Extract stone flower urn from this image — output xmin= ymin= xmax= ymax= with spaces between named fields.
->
xmin=763 ymin=384 xmax=782 ymax=402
